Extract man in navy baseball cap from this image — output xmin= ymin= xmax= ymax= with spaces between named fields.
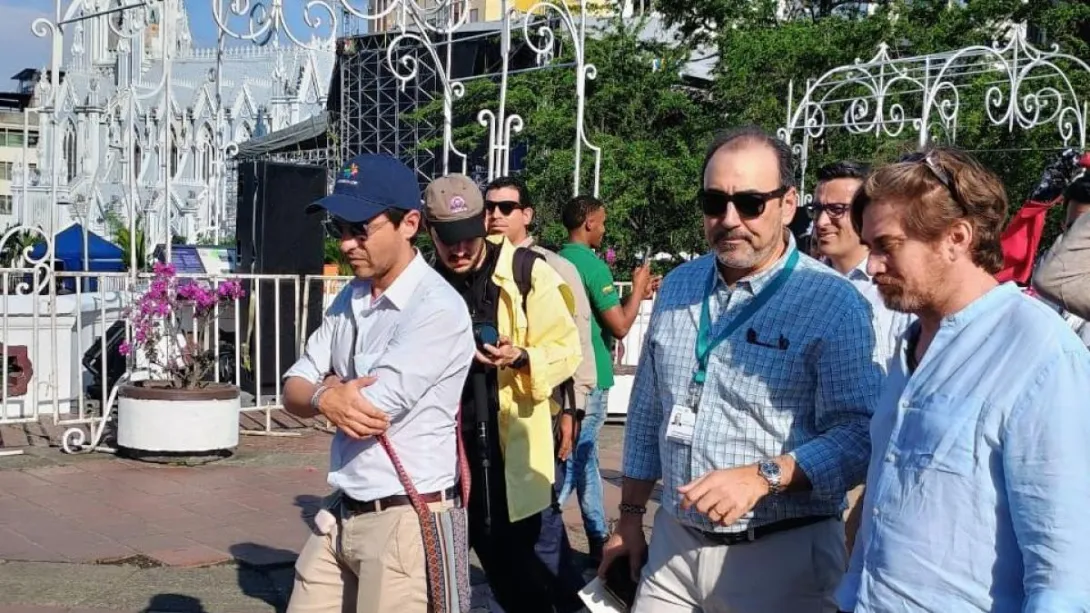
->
xmin=306 ymin=154 xmax=424 ymax=281
xmin=306 ymin=153 xmax=422 ymax=223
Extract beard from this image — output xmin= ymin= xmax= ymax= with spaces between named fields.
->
xmin=874 ymin=257 xmax=947 ymax=314
xmin=710 ymin=227 xmax=783 ymax=271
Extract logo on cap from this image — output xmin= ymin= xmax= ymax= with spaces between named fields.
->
xmin=449 ymin=195 xmax=468 ymax=213
xmin=341 ymin=163 xmax=359 ymax=179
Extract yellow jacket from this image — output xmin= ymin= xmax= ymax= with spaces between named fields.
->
xmin=488 ymin=235 xmax=582 ymax=521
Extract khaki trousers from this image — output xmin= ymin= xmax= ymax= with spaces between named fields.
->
xmin=287 ymin=500 xmax=450 ymax=613
xmin=633 ymin=508 xmax=846 ymax=613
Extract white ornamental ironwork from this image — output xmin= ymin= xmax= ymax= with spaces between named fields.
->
xmin=778 ymin=26 xmax=1090 ymax=198
xmin=1 ymin=0 xmax=603 ymax=455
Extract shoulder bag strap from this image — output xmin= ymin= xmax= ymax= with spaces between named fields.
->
xmin=377 ymin=408 xmax=471 ymax=512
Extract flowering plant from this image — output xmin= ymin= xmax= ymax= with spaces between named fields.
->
xmin=604 ymin=246 xmax=617 ymax=267
xmin=119 ymin=261 xmax=245 ymax=389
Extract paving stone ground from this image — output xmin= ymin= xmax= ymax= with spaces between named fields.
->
xmin=0 ymin=417 xmax=654 ymax=613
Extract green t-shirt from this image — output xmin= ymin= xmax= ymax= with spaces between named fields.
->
xmin=559 ymin=242 xmax=620 ymax=390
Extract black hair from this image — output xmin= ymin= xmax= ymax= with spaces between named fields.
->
xmin=817 ymin=160 xmax=871 ymax=183
xmin=561 ymin=195 xmax=604 ymax=231
xmin=1064 ymin=175 xmax=1090 ymax=207
xmin=702 ymin=125 xmax=796 ymax=188
xmin=484 ymin=176 xmax=533 ymax=208
xmin=385 ymin=208 xmax=409 ymax=227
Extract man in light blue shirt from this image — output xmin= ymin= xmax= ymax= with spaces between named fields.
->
xmin=837 ymin=147 xmax=1090 ymax=613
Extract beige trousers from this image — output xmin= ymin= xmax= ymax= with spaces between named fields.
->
xmin=633 ymin=508 xmax=846 ymax=613
xmin=287 ymin=500 xmax=450 ymax=613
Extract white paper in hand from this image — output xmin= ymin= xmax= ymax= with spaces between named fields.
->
xmin=579 ymin=576 xmax=628 ymax=613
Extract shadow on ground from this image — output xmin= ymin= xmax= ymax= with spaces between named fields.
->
xmin=139 ymin=594 xmax=209 ymax=612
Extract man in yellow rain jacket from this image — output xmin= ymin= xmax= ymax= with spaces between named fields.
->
xmin=425 ymin=174 xmax=581 ymax=613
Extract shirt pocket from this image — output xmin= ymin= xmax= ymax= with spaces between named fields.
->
xmin=895 ymin=395 xmax=982 ymax=476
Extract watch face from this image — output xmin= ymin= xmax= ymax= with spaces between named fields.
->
xmin=760 ymin=461 xmax=781 ymax=479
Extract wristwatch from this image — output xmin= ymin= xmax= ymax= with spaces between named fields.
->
xmin=758 ymin=460 xmax=783 ymax=495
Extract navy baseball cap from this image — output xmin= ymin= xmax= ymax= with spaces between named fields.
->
xmin=305 ymin=154 xmax=421 ymax=222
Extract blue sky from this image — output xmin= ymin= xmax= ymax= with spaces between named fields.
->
xmin=0 ymin=0 xmax=344 ymax=88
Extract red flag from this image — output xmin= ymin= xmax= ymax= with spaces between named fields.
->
xmin=996 ymin=198 xmax=1058 ymax=284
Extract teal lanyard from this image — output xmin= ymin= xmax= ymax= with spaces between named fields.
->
xmin=693 ymin=249 xmax=800 ymax=385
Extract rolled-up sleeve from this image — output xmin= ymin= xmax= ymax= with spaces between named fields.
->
xmin=1034 ymin=211 xmax=1090 ymax=320
xmin=1004 ymin=349 xmax=1090 ymax=613
xmin=362 ymin=296 xmax=475 ymax=422
xmin=789 ymin=300 xmax=880 ymax=499
xmin=283 ymin=292 xmax=344 ymax=384
xmin=622 ymin=298 xmax=663 ymax=482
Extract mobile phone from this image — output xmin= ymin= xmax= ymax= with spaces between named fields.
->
xmin=603 ymin=554 xmax=639 ymax=609
xmin=641 ymin=246 xmax=653 ymax=267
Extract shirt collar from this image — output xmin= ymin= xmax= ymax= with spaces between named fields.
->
xmin=820 ymin=254 xmax=871 ymax=283
xmin=715 ymin=233 xmax=799 ymax=295
xmin=351 ymin=251 xmax=429 ymax=313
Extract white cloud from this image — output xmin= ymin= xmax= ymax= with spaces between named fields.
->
xmin=0 ymin=1 xmax=52 ymax=88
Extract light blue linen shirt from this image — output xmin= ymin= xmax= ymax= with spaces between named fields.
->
xmin=836 ymin=282 xmax=1090 ymax=612
xmin=623 ymin=237 xmax=883 ymax=532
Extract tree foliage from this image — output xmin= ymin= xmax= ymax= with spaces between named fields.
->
xmin=413 ymin=0 xmax=1090 ymax=271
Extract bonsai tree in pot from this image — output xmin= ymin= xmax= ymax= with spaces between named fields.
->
xmin=116 ymin=261 xmax=246 ymax=461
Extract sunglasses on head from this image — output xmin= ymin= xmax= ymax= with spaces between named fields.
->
xmin=900 ymin=151 xmax=968 ymax=212
xmin=485 ymin=199 xmax=524 ymax=216
xmin=698 ymin=186 xmax=789 ymax=219
xmin=806 ymin=202 xmax=851 ymax=220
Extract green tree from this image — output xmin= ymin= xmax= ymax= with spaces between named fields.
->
xmin=414 ymin=18 xmax=719 ymax=275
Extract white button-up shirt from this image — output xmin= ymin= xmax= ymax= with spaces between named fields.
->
xmin=284 ymin=253 xmax=475 ymax=501
xmin=838 ymin=256 xmax=915 ymax=374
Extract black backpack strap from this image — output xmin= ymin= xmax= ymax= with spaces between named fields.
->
xmin=512 ymin=247 xmax=543 ymax=316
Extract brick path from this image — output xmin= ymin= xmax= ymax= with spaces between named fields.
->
xmin=0 ymin=418 xmax=654 ymax=570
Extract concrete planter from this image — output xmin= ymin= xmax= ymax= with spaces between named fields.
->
xmin=117 ymin=382 xmax=240 ymax=460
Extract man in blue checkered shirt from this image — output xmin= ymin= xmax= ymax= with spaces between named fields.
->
xmin=598 ymin=127 xmax=883 ymax=612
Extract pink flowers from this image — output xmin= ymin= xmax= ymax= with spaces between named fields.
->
xmin=119 ymin=261 xmax=246 ymax=388
xmin=605 ymin=247 xmax=617 ymax=266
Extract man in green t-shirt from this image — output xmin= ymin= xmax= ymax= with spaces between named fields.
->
xmin=558 ymin=195 xmax=658 ymax=561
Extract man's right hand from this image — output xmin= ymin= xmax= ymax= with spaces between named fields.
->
xmin=316 ymin=375 xmax=389 ymax=440
xmin=597 ymin=513 xmax=647 ymax=582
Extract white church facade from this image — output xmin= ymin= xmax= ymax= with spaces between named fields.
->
xmin=11 ymin=0 xmax=335 ymax=247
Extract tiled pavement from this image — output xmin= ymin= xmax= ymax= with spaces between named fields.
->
xmin=0 ymin=420 xmax=654 ymax=569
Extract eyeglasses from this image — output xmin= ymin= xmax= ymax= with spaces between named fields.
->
xmin=901 ymin=151 xmax=968 ymax=212
xmin=698 ymin=186 xmax=789 ymax=219
xmin=485 ymin=199 xmax=524 ymax=216
xmin=806 ymin=202 xmax=851 ymax=220
xmin=323 ymin=215 xmax=388 ymax=241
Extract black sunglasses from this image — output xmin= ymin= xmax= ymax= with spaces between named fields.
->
xmin=806 ymin=202 xmax=851 ymax=220
xmin=485 ymin=199 xmax=524 ymax=216
xmin=698 ymin=186 xmax=789 ymax=219
xmin=323 ymin=215 xmax=382 ymax=241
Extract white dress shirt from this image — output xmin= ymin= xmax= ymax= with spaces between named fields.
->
xmin=283 ymin=253 xmax=476 ymax=501
xmin=837 ymin=256 xmax=915 ymax=374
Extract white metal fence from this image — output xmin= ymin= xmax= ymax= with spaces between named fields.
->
xmin=0 ymin=269 xmax=353 ymax=452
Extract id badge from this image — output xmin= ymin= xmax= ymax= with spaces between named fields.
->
xmin=665 ymin=404 xmax=697 ymax=445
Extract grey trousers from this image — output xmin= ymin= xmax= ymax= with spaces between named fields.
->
xmin=633 ymin=509 xmax=846 ymax=613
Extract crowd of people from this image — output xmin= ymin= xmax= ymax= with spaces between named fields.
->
xmin=277 ymin=125 xmax=1090 ymax=613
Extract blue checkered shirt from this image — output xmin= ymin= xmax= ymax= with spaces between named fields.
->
xmin=623 ymin=238 xmax=882 ymax=533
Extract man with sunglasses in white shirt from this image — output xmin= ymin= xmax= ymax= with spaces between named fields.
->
xmin=281 ymin=154 xmax=476 ymax=613
xmin=600 ymin=126 xmax=883 ymax=613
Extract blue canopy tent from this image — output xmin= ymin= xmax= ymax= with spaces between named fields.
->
xmin=30 ymin=224 xmax=125 ymax=292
